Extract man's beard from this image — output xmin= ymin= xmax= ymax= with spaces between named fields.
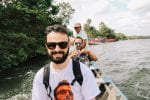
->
xmin=48 ymin=48 xmax=69 ymax=64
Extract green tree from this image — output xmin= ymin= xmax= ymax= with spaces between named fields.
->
xmin=115 ymin=33 xmax=127 ymax=40
xmin=84 ymin=19 xmax=102 ymax=38
xmin=0 ymin=0 xmax=74 ymax=70
xmin=98 ymin=22 xmax=116 ymax=39
xmin=55 ymin=2 xmax=75 ymax=25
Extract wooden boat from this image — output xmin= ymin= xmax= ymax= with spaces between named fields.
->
xmin=87 ymin=61 xmax=128 ymax=100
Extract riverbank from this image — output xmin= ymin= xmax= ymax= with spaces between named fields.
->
xmin=0 ymin=55 xmax=49 ymax=73
xmin=88 ymin=37 xmax=118 ymax=45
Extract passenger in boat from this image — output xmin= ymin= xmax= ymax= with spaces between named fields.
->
xmin=69 ymin=36 xmax=97 ymax=62
xmin=32 ymin=25 xmax=100 ymax=100
xmin=69 ymin=37 xmax=101 ymax=77
xmin=73 ymin=23 xmax=89 ymax=49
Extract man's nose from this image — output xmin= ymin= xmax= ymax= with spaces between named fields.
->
xmin=55 ymin=45 xmax=61 ymax=51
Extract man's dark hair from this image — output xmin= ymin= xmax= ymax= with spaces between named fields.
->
xmin=75 ymin=36 xmax=84 ymax=43
xmin=45 ymin=25 xmax=68 ymax=35
xmin=45 ymin=25 xmax=69 ymax=42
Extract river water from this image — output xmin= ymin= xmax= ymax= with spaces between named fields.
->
xmin=0 ymin=39 xmax=150 ymax=100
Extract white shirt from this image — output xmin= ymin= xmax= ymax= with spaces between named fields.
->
xmin=32 ymin=59 xmax=100 ymax=100
xmin=74 ymin=30 xmax=88 ymax=40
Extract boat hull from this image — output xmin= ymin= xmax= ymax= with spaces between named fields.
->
xmin=89 ymin=61 xmax=127 ymax=100
xmin=96 ymin=77 xmax=128 ymax=100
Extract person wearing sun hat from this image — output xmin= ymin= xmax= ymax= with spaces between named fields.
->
xmin=73 ymin=23 xmax=89 ymax=49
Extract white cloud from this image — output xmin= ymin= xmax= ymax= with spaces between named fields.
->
xmin=55 ymin=0 xmax=150 ymax=36
xmin=127 ymin=0 xmax=150 ymax=14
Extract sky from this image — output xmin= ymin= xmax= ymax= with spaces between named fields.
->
xmin=55 ymin=0 xmax=150 ymax=36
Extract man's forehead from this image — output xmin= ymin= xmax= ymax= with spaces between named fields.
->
xmin=75 ymin=38 xmax=82 ymax=42
xmin=47 ymin=32 xmax=68 ymax=41
xmin=47 ymin=32 xmax=67 ymax=37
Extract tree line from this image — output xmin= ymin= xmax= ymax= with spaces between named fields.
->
xmin=0 ymin=0 xmax=74 ymax=70
xmin=82 ymin=19 xmax=150 ymax=40
xmin=83 ymin=19 xmax=127 ymax=40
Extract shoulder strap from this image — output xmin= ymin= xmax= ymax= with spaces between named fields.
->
xmin=71 ymin=60 xmax=83 ymax=86
xmin=43 ymin=64 xmax=50 ymax=89
xmin=43 ymin=60 xmax=83 ymax=97
xmin=43 ymin=64 xmax=52 ymax=99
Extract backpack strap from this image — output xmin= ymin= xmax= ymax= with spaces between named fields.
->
xmin=43 ymin=64 xmax=52 ymax=100
xmin=43 ymin=60 xmax=83 ymax=99
xmin=71 ymin=60 xmax=83 ymax=86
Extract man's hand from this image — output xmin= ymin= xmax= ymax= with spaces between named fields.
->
xmin=80 ymin=49 xmax=89 ymax=54
xmin=69 ymin=50 xmax=79 ymax=58
xmin=81 ymin=49 xmax=98 ymax=61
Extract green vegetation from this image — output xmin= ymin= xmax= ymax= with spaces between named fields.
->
xmin=83 ymin=19 xmax=150 ymax=40
xmin=0 ymin=0 xmax=74 ymax=70
xmin=127 ymin=35 xmax=150 ymax=39
xmin=1 ymin=0 xmax=149 ymax=71
xmin=84 ymin=19 xmax=101 ymax=38
xmin=83 ymin=19 xmax=127 ymax=40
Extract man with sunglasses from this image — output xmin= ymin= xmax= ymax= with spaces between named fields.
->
xmin=73 ymin=23 xmax=89 ymax=49
xmin=70 ymin=37 xmax=100 ymax=77
xmin=70 ymin=37 xmax=97 ymax=64
xmin=32 ymin=25 xmax=100 ymax=100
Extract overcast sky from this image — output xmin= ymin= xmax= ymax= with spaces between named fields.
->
xmin=55 ymin=0 xmax=150 ymax=36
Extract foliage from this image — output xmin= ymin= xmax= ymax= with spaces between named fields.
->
xmin=98 ymin=22 xmax=115 ymax=38
xmin=67 ymin=28 xmax=73 ymax=36
xmin=98 ymin=22 xmax=127 ymax=40
xmin=84 ymin=19 xmax=102 ymax=38
xmin=0 ymin=0 xmax=74 ymax=70
xmin=127 ymin=35 xmax=150 ymax=39
xmin=115 ymin=33 xmax=127 ymax=40
xmin=56 ymin=2 xmax=75 ymax=25
xmin=0 ymin=32 xmax=35 ymax=69
xmin=83 ymin=19 xmax=127 ymax=40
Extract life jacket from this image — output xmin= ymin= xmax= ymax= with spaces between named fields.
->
xmin=43 ymin=59 xmax=83 ymax=100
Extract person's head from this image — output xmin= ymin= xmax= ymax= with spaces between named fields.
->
xmin=74 ymin=23 xmax=81 ymax=33
xmin=54 ymin=80 xmax=73 ymax=100
xmin=74 ymin=37 xmax=84 ymax=50
xmin=45 ymin=25 xmax=70 ymax=64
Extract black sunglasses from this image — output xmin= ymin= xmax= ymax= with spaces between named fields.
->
xmin=74 ymin=27 xmax=81 ymax=29
xmin=46 ymin=41 xmax=68 ymax=49
xmin=75 ymin=42 xmax=82 ymax=46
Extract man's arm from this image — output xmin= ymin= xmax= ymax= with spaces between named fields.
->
xmin=80 ymin=49 xmax=98 ymax=61
xmin=88 ymin=50 xmax=98 ymax=61
xmin=69 ymin=50 xmax=78 ymax=59
xmin=82 ymin=39 xmax=87 ymax=48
